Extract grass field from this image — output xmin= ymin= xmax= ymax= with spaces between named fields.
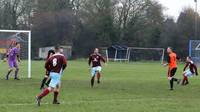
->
xmin=0 ymin=60 xmax=200 ymax=112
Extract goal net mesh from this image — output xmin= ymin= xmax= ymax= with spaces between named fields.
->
xmin=128 ymin=48 xmax=164 ymax=63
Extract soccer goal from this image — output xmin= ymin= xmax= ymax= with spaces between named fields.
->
xmin=101 ymin=46 xmax=165 ymax=63
xmin=189 ymin=40 xmax=200 ymax=63
xmin=0 ymin=30 xmax=31 ymax=78
xmin=101 ymin=45 xmax=129 ymax=62
xmin=128 ymin=47 xmax=165 ymax=64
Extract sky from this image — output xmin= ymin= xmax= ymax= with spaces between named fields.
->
xmin=156 ymin=0 xmax=198 ymax=20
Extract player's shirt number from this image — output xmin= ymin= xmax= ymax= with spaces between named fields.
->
xmin=53 ymin=58 xmax=57 ymax=67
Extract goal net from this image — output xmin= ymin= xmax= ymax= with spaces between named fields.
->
xmin=101 ymin=45 xmax=129 ymax=62
xmin=101 ymin=46 xmax=164 ymax=63
xmin=0 ymin=30 xmax=31 ymax=78
xmin=189 ymin=40 xmax=200 ymax=63
xmin=128 ymin=47 xmax=165 ymax=63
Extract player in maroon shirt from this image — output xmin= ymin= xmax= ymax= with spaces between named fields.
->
xmin=182 ymin=56 xmax=198 ymax=85
xmin=89 ymin=48 xmax=106 ymax=87
xmin=36 ymin=46 xmax=67 ymax=106
xmin=40 ymin=49 xmax=55 ymax=90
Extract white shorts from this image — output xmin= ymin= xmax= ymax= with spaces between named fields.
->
xmin=91 ymin=66 xmax=102 ymax=77
xmin=184 ymin=69 xmax=194 ymax=77
xmin=49 ymin=72 xmax=61 ymax=88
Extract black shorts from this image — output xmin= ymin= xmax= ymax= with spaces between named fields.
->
xmin=168 ymin=68 xmax=177 ymax=77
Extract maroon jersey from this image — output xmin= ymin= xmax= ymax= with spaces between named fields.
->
xmin=45 ymin=53 xmax=67 ymax=73
xmin=88 ymin=53 xmax=105 ymax=67
xmin=183 ymin=61 xmax=198 ymax=75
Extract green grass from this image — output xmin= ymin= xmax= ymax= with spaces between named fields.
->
xmin=0 ymin=60 xmax=200 ymax=112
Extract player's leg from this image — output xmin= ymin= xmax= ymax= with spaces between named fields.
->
xmin=168 ymin=68 xmax=178 ymax=90
xmin=6 ymin=61 xmax=14 ymax=80
xmin=96 ymin=66 xmax=102 ymax=84
xmin=183 ymin=70 xmax=192 ymax=85
xmin=91 ymin=76 xmax=95 ymax=87
xmin=45 ymin=78 xmax=51 ymax=87
xmin=36 ymin=87 xmax=53 ymax=106
xmin=182 ymin=73 xmax=187 ymax=85
xmin=6 ymin=69 xmax=13 ymax=80
xmin=171 ymin=68 xmax=180 ymax=90
xmin=37 ymin=87 xmax=53 ymax=99
xmin=53 ymin=84 xmax=60 ymax=104
xmin=171 ymin=68 xmax=180 ymax=84
xmin=40 ymin=75 xmax=49 ymax=90
xmin=97 ymin=72 xmax=101 ymax=83
xmin=169 ymin=78 xmax=174 ymax=90
xmin=184 ymin=76 xmax=189 ymax=85
xmin=91 ymin=67 xmax=96 ymax=87
xmin=36 ymin=72 xmax=58 ymax=106
xmin=167 ymin=68 xmax=173 ymax=90
xmin=13 ymin=61 xmax=20 ymax=80
xmin=52 ymin=74 xmax=61 ymax=104
xmin=182 ymin=72 xmax=189 ymax=85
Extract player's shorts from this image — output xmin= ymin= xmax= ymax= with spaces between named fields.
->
xmin=8 ymin=60 xmax=18 ymax=69
xmin=49 ymin=72 xmax=61 ymax=88
xmin=91 ymin=66 xmax=102 ymax=77
xmin=167 ymin=67 xmax=177 ymax=80
xmin=184 ymin=69 xmax=194 ymax=77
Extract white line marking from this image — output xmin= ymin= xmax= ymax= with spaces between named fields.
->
xmin=0 ymin=98 xmax=173 ymax=106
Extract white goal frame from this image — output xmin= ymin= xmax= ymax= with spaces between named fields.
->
xmin=127 ymin=47 xmax=165 ymax=64
xmin=102 ymin=47 xmax=165 ymax=63
xmin=0 ymin=30 xmax=31 ymax=78
xmin=100 ymin=47 xmax=129 ymax=62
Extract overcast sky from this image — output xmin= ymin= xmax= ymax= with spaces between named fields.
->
xmin=156 ymin=0 xmax=198 ymax=19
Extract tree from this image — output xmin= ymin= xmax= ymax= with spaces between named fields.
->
xmin=176 ymin=8 xmax=200 ymax=56
xmin=121 ymin=0 xmax=164 ymax=47
xmin=160 ymin=18 xmax=178 ymax=47
xmin=73 ymin=0 xmax=117 ymax=56
xmin=31 ymin=0 xmax=78 ymax=57
xmin=0 ymin=0 xmax=33 ymax=29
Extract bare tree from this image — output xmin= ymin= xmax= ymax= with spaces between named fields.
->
xmin=0 ymin=0 xmax=34 ymax=29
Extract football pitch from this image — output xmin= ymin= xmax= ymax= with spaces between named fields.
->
xmin=0 ymin=60 xmax=200 ymax=112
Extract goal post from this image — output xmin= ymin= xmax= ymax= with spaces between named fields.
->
xmin=0 ymin=30 xmax=31 ymax=78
